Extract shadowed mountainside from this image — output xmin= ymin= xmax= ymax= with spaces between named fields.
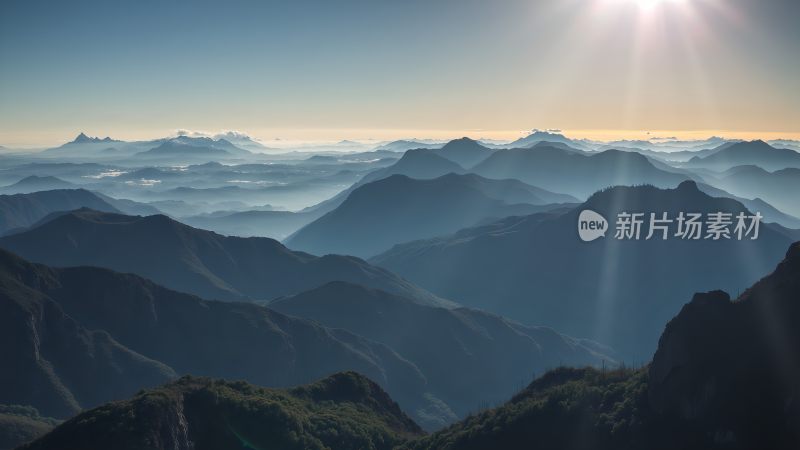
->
xmin=373 ymin=181 xmax=792 ymax=358
xmin=270 ymin=281 xmax=611 ymax=422
xmin=0 ymin=189 xmax=119 ymax=235
xmin=401 ymin=241 xmax=800 ymax=450
xmin=0 ymin=208 xmax=447 ymax=306
xmin=0 ymin=249 xmax=445 ymax=427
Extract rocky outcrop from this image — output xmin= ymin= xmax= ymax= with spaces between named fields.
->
xmin=649 ymin=242 xmax=800 ymax=447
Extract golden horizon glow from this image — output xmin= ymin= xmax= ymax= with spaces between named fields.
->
xmin=3 ymin=128 xmax=800 ymax=151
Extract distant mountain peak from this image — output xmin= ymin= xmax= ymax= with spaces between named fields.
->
xmin=529 ymin=130 xmax=568 ymax=139
xmin=70 ymin=132 xmax=116 ymax=144
xmin=506 ymin=129 xmax=589 ymax=151
xmin=444 ymin=136 xmax=479 ymax=146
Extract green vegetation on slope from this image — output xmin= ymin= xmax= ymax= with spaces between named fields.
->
xmin=22 ymin=372 xmax=423 ymax=450
xmin=400 ymin=367 xmax=656 ymax=450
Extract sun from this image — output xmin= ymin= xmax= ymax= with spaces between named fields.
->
xmin=631 ymin=0 xmax=685 ymax=9
xmin=600 ymin=0 xmax=688 ymax=12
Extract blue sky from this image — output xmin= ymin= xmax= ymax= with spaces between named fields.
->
xmin=1 ymin=0 xmax=798 ymax=146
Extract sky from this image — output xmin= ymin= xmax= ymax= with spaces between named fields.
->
xmin=0 ymin=0 xmax=798 ymax=147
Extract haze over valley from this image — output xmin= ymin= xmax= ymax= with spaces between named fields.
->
xmin=2 ymin=0 xmax=799 ymax=448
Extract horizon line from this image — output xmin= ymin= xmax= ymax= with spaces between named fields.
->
xmin=3 ymin=127 xmax=800 ymax=150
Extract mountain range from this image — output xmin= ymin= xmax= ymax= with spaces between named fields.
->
xmin=371 ymin=140 xmax=442 ymax=152
xmin=505 ymin=130 xmax=593 ymax=151
xmin=402 ymin=240 xmax=800 ymax=449
xmin=133 ymin=136 xmax=252 ymax=161
xmin=269 ymin=281 xmax=610 ymax=422
xmin=372 ymin=181 xmax=793 ymax=358
xmin=19 ymin=240 xmax=800 ymax=449
xmin=286 ymin=173 xmax=576 ymax=258
xmin=704 ymin=165 xmax=800 ymax=218
xmin=37 ymin=134 xmax=258 ymax=164
xmin=0 ymin=176 xmax=75 ymax=195
xmin=696 ymin=182 xmax=800 ymax=229
xmin=0 ymin=248 xmax=437 ymax=425
xmin=471 ymin=145 xmax=691 ymax=199
xmin=685 ymin=140 xmax=800 ymax=172
xmin=0 ymin=208 xmax=447 ymax=305
xmin=0 ymin=189 xmax=120 ymax=235
xmin=0 ymin=246 xmax=612 ymax=432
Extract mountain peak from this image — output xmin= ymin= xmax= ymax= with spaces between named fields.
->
xmin=443 ymin=136 xmax=478 ymax=146
xmin=675 ymin=179 xmax=700 ymax=192
xmin=782 ymin=240 xmax=800 ymax=267
xmin=530 ymin=130 xmax=566 ymax=138
xmin=70 ymin=132 xmax=115 ymax=144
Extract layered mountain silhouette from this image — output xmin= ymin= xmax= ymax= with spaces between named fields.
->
xmin=90 ymin=191 xmax=163 ymax=216
xmin=685 ymin=140 xmax=800 ymax=172
xmin=39 ymin=134 xmax=149 ymax=158
xmin=0 ymin=209 xmax=446 ymax=306
xmin=269 ymin=281 xmax=610 ymax=423
xmin=0 ymin=250 xmax=176 ymax=418
xmin=696 ymin=182 xmax=800 ymax=229
xmin=0 ymin=189 xmax=119 ymax=235
xmin=471 ymin=145 xmax=690 ymax=199
xmin=506 ymin=130 xmax=592 ymax=151
xmin=287 ymin=173 xmax=576 ymax=258
xmin=706 ymin=165 xmax=800 ymax=218
xmin=363 ymin=138 xmax=492 ymax=181
xmin=367 ymin=148 xmax=466 ymax=181
xmin=0 ymin=176 xmax=75 ymax=195
xmin=16 ymin=241 xmax=800 ymax=449
xmin=20 ymin=373 xmax=423 ymax=450
xmin=428 ymin=137 xmax=494 ymax=168
xmin=133 ymin=137 xmax=251 ymax=161
xmin=373 ymin=181 xmax=793 ymax=358
xmin=402 ymin=241 xmax=800 ymax=450
xmin=372 ymin=140 xmax=441 ymax=152
xmin=209 ymin=131 xmax=273 ymax=152
xmin=0 ymin=249 xmax=444 ymax=426
xmin=295 ymin=139 xmax=492 ymax=219
xmin=182 ymin=209 xmax=318 ymax=240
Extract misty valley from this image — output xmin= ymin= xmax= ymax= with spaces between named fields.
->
xmin=2 ymin=0 xmax=800 ymax=446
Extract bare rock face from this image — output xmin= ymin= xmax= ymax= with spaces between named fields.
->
xmin=648 ymin=242 xmax=800 ymax=447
